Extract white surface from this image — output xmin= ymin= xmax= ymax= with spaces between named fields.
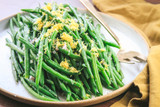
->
xmin=0 ymin=8 xmax=149 ymax=102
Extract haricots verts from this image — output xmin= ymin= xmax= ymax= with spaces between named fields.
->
xmin=6 ymin=2 xmax=124 ymax=101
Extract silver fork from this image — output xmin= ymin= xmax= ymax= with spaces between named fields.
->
xmin=80 ymin=0 xmax=147 ymax=63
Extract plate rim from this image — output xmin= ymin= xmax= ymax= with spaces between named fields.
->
xmin=99 ymin=12 xmax=151 ymax=48
xmin=0 ymin=9 xmax=150 ymax=106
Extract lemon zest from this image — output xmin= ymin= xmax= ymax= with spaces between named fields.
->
xmin=60 ymin=59 xmax=69 ymax=69
xmin=69 ymin=67 xmax=79 ymax=73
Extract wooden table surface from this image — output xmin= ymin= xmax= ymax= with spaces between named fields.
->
xmin=0 ymin=0 xmax=159 ymax=107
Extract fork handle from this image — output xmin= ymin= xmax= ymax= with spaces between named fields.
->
xmin=80 ymin=0 xmax=120 ymax=45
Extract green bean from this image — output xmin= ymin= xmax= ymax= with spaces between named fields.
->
xmin=59 ymin=53 xmax=64 ymax=61
xmin=11 ymin=50 xmax=19 ymax=82
xmin=95 ymin=24 xmax=101 ymax=34
xmin=99 ymin=66 xmax=111 ymax=86
xmin=108 ymin=46 xmax=124 ymax=79
xmin=112 ymin=66 xmax=122 ymax=81
xmin=42 ymin=62 xmax=80 ymax=86
xmin=88 ymin=78 xmax=98 ymax=95
xmin=35 ymin=28 xmax=47 ymax=48
xmin=119 ymin=70 xmax=124 ymax=79
xmin=11 ymin=50 xmax=23 ymax=75
xmin=70 ymin=85 xmax=80 ymax=95
xmin=113 ymin=73 xmax=124 ymax=87
xmin=81 ymin=33 xmax=103 ymax=61
xmin=58 ymin=79 xmax=68 ymax=92
xmin=100 ymin=76 xmax=116 ymax=90
xmin=103 ymin=39 xmax=120 ymax=49
xmin=12 ymin=17 xmax=21 ymax=28
xmin=21 ymin=16 xmax=33 ymax=26
xmin=6 ymin=39 xmax=24 ymax=55
xmin=83 ymin=68 xmax=90 ymax=79
xmin=67 ymin=42 xmax=83 ymax=86
xmin=65 ymin=5 xmax=78 ymax=18
xmin=18 ymin=36 xmax=38 ymax=53
xmin=21 ymin=9 xmax=41 ymax=14
xmin=30 ymin=70 xmax=35 ymax=77
xmin=43 ymin=85 xmax=58 ymax=99
xmin=51 ymin=63 xmax=86 ymax=99
xmin=33 ymin=50 xmax=84 ymax=97
xmin=31 ymin=86 xmax=56 ymax=99
xmin=16 ymin=32 xmax=23 ymax=64
xmin=49 ymin=76 xmax=61 ymax=90
xmin=77 ymin=37 xmax=97 ymax=90
xmin=10 ymin=17 xmax=24 ymax=65
xmin=72 ymin=70 xmax=82 ymax=85
xmin=80 ymin=16 xmax=88 ymax=33
xmin=75 ymin=30 xmax=98 ymax=95
xmin=23 ymin=26 xmax=30 ymax=79
xmin=45 ymin=57 xmax=78 ymax=75
xmin=66 ymin=92 xmax=72 ymax=101
xmin=87 ymin=21 xmax=112 ymax=76
xmin=58 ymin=47 xmax=81 ymax=60
xmin=60 ymin=82 xmax=77 ymax=101
xmin=66 ymin=86 xmax=72 ymax=101
xmin=52 ymin=51 xmax=60 ymax=62
xmin=24 ymin=45 xmax=30 ymax=79
xmin=40 ymin=9 xmax=54 ymax=17
xmin=63 ymin=25 xmax=77 ymax=39
xmin=9 ymin=18 xmax=16 ymax=36
xmin=91 ymin=53 xmax=103 ymax=95
xmin=71 ymin=92 xmax=81 ymax=100
xmin=87 ymin=54 xmax=111 ymax=85
xmin=70 ymin=96 xmax=75 ymax=101
xmin=29 ymin=13 xmax=38 ymax=19
xmin=32 ymin=31 xmax=36 ymax=39
xmin=75 ymin=31 xmax=92 ymax=77
xmin=6 ymin=3 xmax=125 ymax=101
xmin=65 ymin=5 xmax=85 ymax=34
xmin=24 ymin=78 xmax=57 ymax=98
xmin=20 ymin=77 xmax=59 ymax=101
xmin=95 ymin=24 xmax=116 ymax=51
xmin=80 ymin=33 xmax=91 ymax=43
xmin=79 ymin=74 xmax=90 ymax=90
xmin=46 ymin=79 xmax=56 ymax=92
xmin=48 ymin=31 xmax=58 ymax=53
xmin=87 ymin=19 xmax=94 ymax=32
xmin=18 ymin=37 xmax=78 ymax=75
xmin=62 ymin=11 xmax=70 ymax=19
xmin=108 ymin=53 xmax=118 ymax=89
xmin=44 ymin=37 xmax=51 ymax=59
xmin=35 ymin=38 xmax=44 ymax=87
xmin=43 ymin=62 xmax=87 ymax=99
xmin=40 ymin=70 xmax=45 ymax=86
xmin=88 ymin=29 xmax=103 ymax=49
xmin=45 ymin=14 xmax=49 ymax=21
xmin=110 ymin=47 xmax=121 ymax=72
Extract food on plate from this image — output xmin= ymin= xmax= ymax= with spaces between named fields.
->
xmin=6 ymin=2 xmax=123 ymax=101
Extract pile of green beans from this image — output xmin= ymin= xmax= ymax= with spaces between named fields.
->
xmin=6 ymin=2 xmax=124 ymax=101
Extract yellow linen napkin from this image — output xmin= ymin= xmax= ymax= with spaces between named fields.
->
xmin=93 ymin=0 xmax=160 ymax=46
xmin=92 ymin=0 xmax=160 ymax=106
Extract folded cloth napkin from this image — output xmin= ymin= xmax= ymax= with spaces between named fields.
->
xmin=92 ymin=0 xmax=160 ymax=107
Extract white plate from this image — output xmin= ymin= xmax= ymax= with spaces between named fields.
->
xmin=0 ymin=9 xmax=149 ymax=106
